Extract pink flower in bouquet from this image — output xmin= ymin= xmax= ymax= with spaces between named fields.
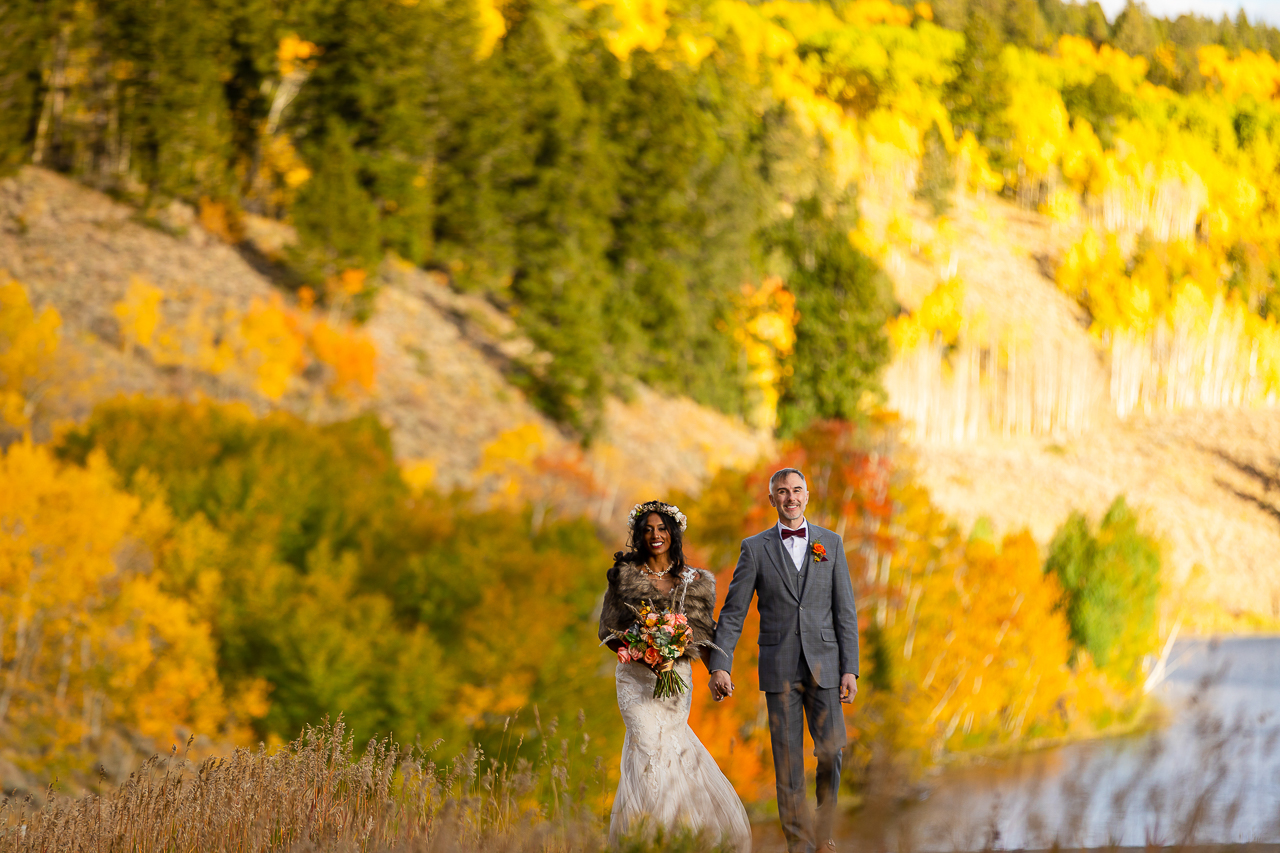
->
xmin=643 ymin=647 xmax=661 ymax=667
xmin=617 ymin=647 xmax=631 ymax=664
xmin=663 ymin=614 xmax=678 ymax=629
xmin=644 ymin=612 xmax=661 ymax=628
xmin=674 ymin=613 xmax=688 ymax=626
xmin=630 ymin=644 xmax=646 ymax=659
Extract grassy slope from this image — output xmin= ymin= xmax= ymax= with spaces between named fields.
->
xmin=0 ymin=166 xmax=771 ymax=517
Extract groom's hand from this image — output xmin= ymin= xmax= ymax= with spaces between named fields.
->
xmin=709 ymin=670 xmax=734 ymax=701
xmin=840 ymin=673 xmax=858 ymax=705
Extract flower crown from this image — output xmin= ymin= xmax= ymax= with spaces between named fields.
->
xmin=628 ymin=501 xmax=688 ymax=533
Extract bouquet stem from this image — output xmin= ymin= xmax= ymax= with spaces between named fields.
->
xmin=653 ymin=660 xmax=687 ymax=699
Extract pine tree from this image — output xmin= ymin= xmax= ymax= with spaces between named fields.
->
xmin=433 ymin=2 xmax=616 ymax=431
xmin=946 ymin=3 xmax=1014 ymax=173
xmin=287 ymin=0 xmax=435 ymax=267
xmin=100 ymin=0 xmax=235 ymax=198
xmin=916 ymin=124 xmax=957 ymax=217
xmin=769 ymin=196 xmax=893 ymax=435
xmin=0 ymin=0 xmax=51 ymax=172
xmin=291 ymin=119 xmax=381 ymax=278
xmin=1111 ymin=0 xmax=1159 ymax=59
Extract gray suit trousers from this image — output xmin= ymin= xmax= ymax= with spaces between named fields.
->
xmin=767 ymin=653 xmax=845 ymax=853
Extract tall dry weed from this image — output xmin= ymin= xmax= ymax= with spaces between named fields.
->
xmin=0 ymin=715 xmax=661 ymax=853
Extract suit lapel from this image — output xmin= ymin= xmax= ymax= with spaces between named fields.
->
xmin=799 ymin=527 xmax=822 ymax=602
xmin=762 ymin=528 xmax=801 ymax=602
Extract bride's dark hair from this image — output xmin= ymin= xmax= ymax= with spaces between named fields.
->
xmin=612 ymin=507 xmax=685 ymax=573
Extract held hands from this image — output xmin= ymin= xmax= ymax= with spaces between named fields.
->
xmin=708 ymin=670 xmax=734 ymax=701
xmin=840 ymin=673 xmax=858 ymax=705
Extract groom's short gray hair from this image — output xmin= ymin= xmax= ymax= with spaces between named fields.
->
xmin=769 ymin=467 xmax=807 ymax=489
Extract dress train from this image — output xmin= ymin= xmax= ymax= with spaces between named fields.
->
xmin=610 ymin=658 xmax=752 ymax=851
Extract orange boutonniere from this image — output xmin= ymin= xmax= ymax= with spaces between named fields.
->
xmin=811 ymin=542 xmax=828 ymax=563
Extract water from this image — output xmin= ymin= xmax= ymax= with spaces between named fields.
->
xmin=901 ymin=637 xmax=1280 ymax=850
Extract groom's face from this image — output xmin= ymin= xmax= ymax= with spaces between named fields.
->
xmin=768 ymin=474 xmax=808 ymax=526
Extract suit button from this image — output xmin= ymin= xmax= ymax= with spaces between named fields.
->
xmin=795 ymin=630 xmax=800 ymax=635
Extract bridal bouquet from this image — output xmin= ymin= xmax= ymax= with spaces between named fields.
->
xmin=608 ymin=601 xmax=695 ymax=699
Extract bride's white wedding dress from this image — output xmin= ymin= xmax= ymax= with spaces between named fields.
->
xmin=610 ymin=657 xmax=753 ymax=851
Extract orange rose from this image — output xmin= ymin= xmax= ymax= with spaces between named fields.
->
xmin=674 ymin=614 xmax=688 ymax=626
xmin=643 ymin=647 xmax=661 ymax=667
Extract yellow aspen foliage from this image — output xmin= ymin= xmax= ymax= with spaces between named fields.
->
xmin=402 ymin=459 xmax=437 ymax=493
xmin=842 ymin=0 xmax=914 ymax=28
xmin=587 ymin=0 xmax=671 ymax=61
xmin=886 ymin=276 xmax=966 ymax=352
xmin=1197 ymin=45 xmax=1280 ymax=102
xmin=113 ymin=277 xmax=164 ymax=353
xmin=0 ymin=277 xmax=60 ymax=429
xmin=1052 ymin=36 xmax=1150 ymax=91
xmin=277 ymin=34 xmax=320 ymax=76
xmin=476 ymin=422 xmax=550 ymax=501
xmin=1006 ymin=80 xmax=1070 ymax=181
xmin=734 ymin=276 xmax=798 ymax=430
xmin=954 ymin=130 xmax=1003 ymax=193
xmin=0 ymin=441 xmax=233 ymax=754
xmin=239 ymin=296 xmax=309 ymax=400
xmin=474 ymin=0 xmax=510 ymax=60
xmin=111 ymin=283 xmax=378 ymax=401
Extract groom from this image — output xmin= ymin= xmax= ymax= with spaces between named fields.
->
xmin=709 ymin=468 xmax=859 ymax=853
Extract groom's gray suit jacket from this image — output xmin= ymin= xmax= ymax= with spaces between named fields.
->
xmin=710 ymin=523 xmax=859 ymax=693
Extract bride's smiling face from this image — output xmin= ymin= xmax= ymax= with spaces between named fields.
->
xmin=640 ymin=513 xmax=671 ymax=557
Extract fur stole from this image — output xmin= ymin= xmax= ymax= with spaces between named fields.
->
xmin=598 ymin=561 xmax=718 ymax=654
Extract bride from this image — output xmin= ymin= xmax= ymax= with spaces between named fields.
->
xmin=598 ymin=500 xmax=752 ymax=852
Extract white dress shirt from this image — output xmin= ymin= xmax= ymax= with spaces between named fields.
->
xmin=776 ymin=519 xmax=808 ymax=571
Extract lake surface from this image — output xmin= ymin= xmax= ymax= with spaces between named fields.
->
xmin=899 ymin=636 xmax=1280 ymax=850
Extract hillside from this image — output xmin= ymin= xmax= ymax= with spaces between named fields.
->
xmin=6 ymin=163 xmax=1278 ymax=622
xmin=877 ymin=192 xmax=1280 ymax=625
xmin=0 ymin=166 xmax=771 ymax=514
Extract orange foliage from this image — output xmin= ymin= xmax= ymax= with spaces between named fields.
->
xmin=310 ymin=319 xmax=377 ymax=394
xmin=686 ymin=420 xmax=1125 ymax=784
xmin=109 ymin=282 xmax=378 ymax=399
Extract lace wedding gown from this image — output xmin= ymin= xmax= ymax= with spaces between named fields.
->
xmin=610 ymin=658 xmax=753 ymax=851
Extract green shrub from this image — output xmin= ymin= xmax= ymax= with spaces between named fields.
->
xmin=1045 ymin=496 xmax=1161 ymax=678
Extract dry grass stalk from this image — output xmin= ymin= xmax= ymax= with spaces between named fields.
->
xmin=0 ymin=716 xmax=638 ymax=853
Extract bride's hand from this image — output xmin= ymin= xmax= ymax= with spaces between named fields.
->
xmin=708 ymin=670 xmax=733 ymax=701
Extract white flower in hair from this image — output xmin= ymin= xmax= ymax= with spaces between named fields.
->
xmin=628 ymin=500 xmax=688 ymax=532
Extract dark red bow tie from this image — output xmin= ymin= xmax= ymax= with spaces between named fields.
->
xmin=780 ymin=526 xmax=807 ymax=540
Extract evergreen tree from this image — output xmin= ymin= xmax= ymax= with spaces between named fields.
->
xmin=769 ymin=196 xmax=894 ymax=435
xmin=946 ymin=4 xmax=1014 ymax=173
xmin=100 ymin=0 xmax=235 ymax=199
xmin=1004 ymin=0 xmax=1048 ymax=48
xmin=288 ymin=0 xmax=435 ymax=266
xmin=598 ymin=49 xmax=761 ymax=416
xmin=1111 ymin=1 xmax=1159 ymax=59
xmin=291 ymin=119 xmax=381 ymax=277
xmin=434 ymin=2 xmax=616 ymax=432
xmin=1083 ymin=2 xmax=1111 ymax=43
xmin=0 ymin=0 xmax=51 ymax=173
xmin=916 ymin=124 xmax=957 ymax=217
